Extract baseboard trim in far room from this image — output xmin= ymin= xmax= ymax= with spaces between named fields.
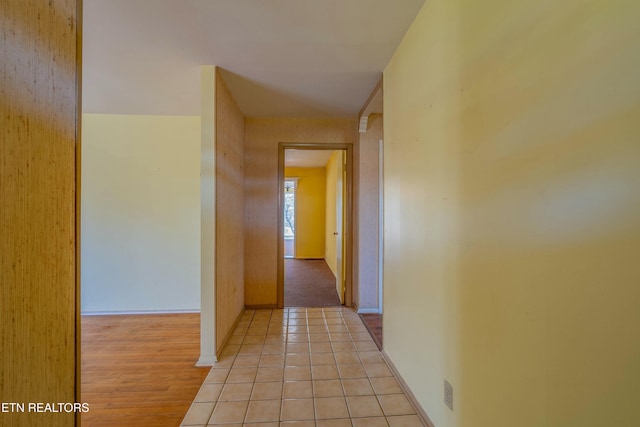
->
xmin=81 ymin=309 xmax=200 ymax=316
xmin=245 ymin=304 xmax=279 ymax=310
xmin=357 ymin=307 xmax=382 ymax=314
xmin=382 ymin=350 xmax=436 ymax=427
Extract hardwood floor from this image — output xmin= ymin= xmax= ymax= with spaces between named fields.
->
xmin=81 ymin=313 xmax=210 ymax=427
xmin=359 ymin=313 xmax=383 ymax=350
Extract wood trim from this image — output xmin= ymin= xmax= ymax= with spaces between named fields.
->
xmin=382 ymin=350 xmax=436 ymax=427
xmin=215 ymin=307 xmax=245 ymax=360
xmin=75 ymin=1 xmax=83 ymax=425
xmin=277 ymin=143 xmax=354 ymax=309
xmin=245 ymin=304 xmax=279 ymax=310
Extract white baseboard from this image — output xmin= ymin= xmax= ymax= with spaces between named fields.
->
xmin=382 ymin=350 xmax=436 ymax=427
xmin=196 ymin=355 xmax=218 ymax=367
xmin=357 ymin=307 xmax=382 ymax=314
xmin=81 ymin=309 xmax=200 ymax=316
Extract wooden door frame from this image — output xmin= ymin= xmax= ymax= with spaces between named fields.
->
xmin=277 ymin=143 xmax=354 ymax=309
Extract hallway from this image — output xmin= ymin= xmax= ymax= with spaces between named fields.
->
xmin=181 ymin=307 xmax=424 ymax=426
xmin=284 ymin=259 xmax=341 ymax=307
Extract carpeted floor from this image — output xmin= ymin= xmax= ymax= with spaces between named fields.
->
xmin=284 ymin=258 xmax=341 ymax=307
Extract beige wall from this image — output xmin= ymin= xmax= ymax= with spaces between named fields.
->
xmin=244 ymin=118 xmax=357 ymax=306
xmin=1 ymin=0 xmax=79 ymax=425
xmin=82 ymin=114 xmax=201 ymax=313
xmin=355 ymin=114 xmax=382 ymax=311
xmin=285 ymin=167 xmax=326 ymax=259
xmin=215 ymin=70 xmax=245 ymax=353
xmin=383 ymin=1 xmax=640 ymax=426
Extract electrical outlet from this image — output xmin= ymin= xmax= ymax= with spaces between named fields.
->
xmin=444 ymin=380 xmax=453 ymax=411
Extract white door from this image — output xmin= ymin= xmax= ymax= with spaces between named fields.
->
xmin=335 ymin=151 xmax=345 ymax=304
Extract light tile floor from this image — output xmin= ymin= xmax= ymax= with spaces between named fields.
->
xmin=181 ymin=307 xmax=425 ymax=427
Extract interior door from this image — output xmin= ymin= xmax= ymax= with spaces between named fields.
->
xmin=335 ymin=151 xmax=345 ymax=304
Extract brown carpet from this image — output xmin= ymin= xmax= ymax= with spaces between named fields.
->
xmin=284 ymin=259 xmax=341 ymax=307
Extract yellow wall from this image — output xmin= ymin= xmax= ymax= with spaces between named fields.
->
xmin=244 ymin=118 xmax=357 ymax=306
xmin=285 ymin=167 xmax=326 ymax=259
xmin=383 ymin=1 xmax=640 ymax=426
xmin=82 ymin=114 xmax=201 ymax=313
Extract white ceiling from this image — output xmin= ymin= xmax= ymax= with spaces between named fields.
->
xmin=82 ymin=0 xmax=424 ymax=117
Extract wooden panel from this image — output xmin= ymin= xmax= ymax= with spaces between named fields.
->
xmin=215 ymin=70 xmax=245 ymax=354
xmin=81 ymin=314 xmax=209 ymax=427
xmin=0 ymin=1 xmax=80 ymax=426
xmin=244 ymin=119 xmax=357 ymax=306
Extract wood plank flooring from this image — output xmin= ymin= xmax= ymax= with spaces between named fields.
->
xmin=81 ymin=313 xmax=210 ymax=427
xmin=359 ymin=313 xmax=383 ymax=350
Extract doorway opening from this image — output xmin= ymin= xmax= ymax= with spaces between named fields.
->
xmin=277 ymin=143 xmax=353 ymax=309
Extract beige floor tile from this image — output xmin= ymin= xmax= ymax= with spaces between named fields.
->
xmin=331 ymin=342 xmax=356 ymax=353
xmin=310 ymin=352 xmax=337 ymax=366
xmin=208 ymin=400 xmax=248 ymax=424
xmin=312 ymin=364 xmax=340 ymax=380
xmin=338 ymin=363 xmax=367 ymax=379
xmin=369 ymin=377 xmax=403 ymax=395
xmin=227 ymin=335 xmax=244 ymax=345
xmin=194 ymin=383 xmax=224 ymax=402
xmin=315 ymin=396 xmax=350 ymax=419
xmin=263 ymin=343 xmax=287 ymax=354
xmin=233 ymin=354 xmax=261 ymax=367
xmin=288 ymin=325 xmax=308 ymax=334
xmin=212 ymin=356 xmax=235 ymax=368
xmin=285 ymin=353 xmax=310 ymax=366
xmin=358 ymin=351 xmax=385 ymax=364
xmin=226 ymin=367 xmax=257 ymax=383
xmin=312 ymin=379 xmax=344 ymax=397
xmin=244 ymin=399 xmax=281 ymax=423
xmin=284 ymin=365 xmax=312 ymax=381
xmin=239 ymin=344 xmax=264 ymax=355
xmin=345 ymin=395 xmax=384 ymax=418
xmin=316 ymin=419 xmax=352 ymax=427
xmin=310 ymin=342 xmax=334 ymax=353
xmin=386 ymin=414 xmax=425 ymax=427
xmin=246 ymin=327 xmax=268 ymax=336
xmin=334 ymin=352 xmax=360 ymax=365
xmin=308 ymin=325 xmax=328 ymax=334
xmin=251 ymin=381 xmax=283 ymax=400
xmin=363 ymin=363 xmax=392 ymax=378
xmin=219 ymin=383 xmax=253 ymax=401
xmin=265 ymin=335 xmax=286 ymax=344
xmin=260 ymin=353 xmax=286 ymax=367
xmin=256 ymin=366 xmax=284 ymax=382
xmin=309 ymin=333 xmax=331 ymax=343
xmin=377 ymin=394 xmax=416 ymax=416
xmin=351 ymin=332 xmax=375 ymax=342
xmin=243 ymin=335 xmax=267 ymax=345
xmin=205 ymin=368 xmax=230 ymax=384
xmin=325 ymin=317 xmax=344 ymax=325
xmin=341 ymin=378 xmax=374 ymax=396
xmin=242 ymin=423 xmax=278 ymax=427
xmin=280 ymin=398 xmax=315 ymax=421
xmin=327 ymin=324 xmax=348 ymax=333
xmin=287 ymin=342 xmax=310 ymax=353
xmin=308 ymin=318 xmax=326 ymax=326
xmin=351 ymin=416 xmax=389 ymax=426
xmin=329 ymin=333 xmax=352 ymax=342
xmin=182 ymin=401 xmax=215 ymax=425
xmin=280 ymin=420 xmax=315 ymax=427
xmin=355 ymin=341 xmax=379 ymax=352
xmin=283 ymin=380 xmax=313 ymax=399
xmin=287 ymin=333 xmax=310 ymax=343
